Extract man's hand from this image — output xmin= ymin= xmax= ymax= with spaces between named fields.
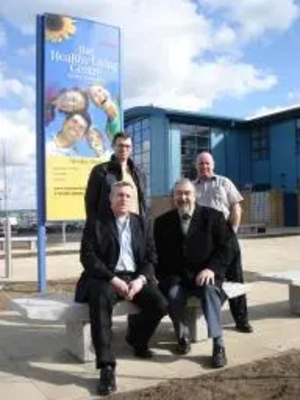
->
xmin=126 ymin=277 xmax=144 ymax=301
xmin=111 ymin=276 xmax=129 ymax=298
xmin=195 ymin=269 xmax=215 ymax=286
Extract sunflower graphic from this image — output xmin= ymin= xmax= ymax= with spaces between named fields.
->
xmin=45 ymin=14 xmax=76 ymax=43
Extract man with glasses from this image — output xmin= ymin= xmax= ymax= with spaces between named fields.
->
xmin=85 ymin=132 xmax=146 ymax=219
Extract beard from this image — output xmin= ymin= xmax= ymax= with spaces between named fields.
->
xmin=178 ymin=204 xmax=191 ymax=215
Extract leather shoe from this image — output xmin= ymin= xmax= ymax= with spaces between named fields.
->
xmin=236 ymin=321 xmax=253 ymax=333
xmin=125 ymin=335 xmax=153 ymax=359
xmin=176 ymin=337 xmax=191 ymax=355
xmin=212 ymin=346 xmax=227 ymax=368
xmin=97 ymin=365 xmax=117 ymax=396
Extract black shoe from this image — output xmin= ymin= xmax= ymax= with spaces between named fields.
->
xmin=212 ymin=346 xmax=227 ymax=369
xmin=97 ymin=366 xmax=117 ymax=396
xmin=176 ymin=337 xmax=191 ymax=355
xmin=236 ymin=321 xmax=253 ymax=333
xmin=125 ymin=335 xmax=153 ymax=359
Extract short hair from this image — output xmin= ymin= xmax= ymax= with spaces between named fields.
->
xmin=196 ymin=151 xmax=214 ymax=164
xmin=65 ymin=111 xmax=92 ymax=134
xmin=112 ymin=132 xmax=132 ymax=145
xmin=173 ymin=178 xmax=196 ymax=193
xmin=110 ymin=181 xmax=134 ymax=198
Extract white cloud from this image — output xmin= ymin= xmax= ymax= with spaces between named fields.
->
xmin=247 ymin=103 xmax=300 ymax=119
xmin=0 ymin=0 xmax=280 ymax=111
xmin=16 ymin=44 xmax=35 ymax=57
xmin=0 ymin=164 xmax=36 ymax=210
xmin=201 ymin=0 xmax=300 ymax=40
xmin=0 ymin=113 xmax=35 ymax=165
xmin=0 ymin=111 xmax=36 ymax=209
xmin=127 ymin=58 xmax=277 ymax=111
xmin=0 ymin=63 xmax=35 ymax=106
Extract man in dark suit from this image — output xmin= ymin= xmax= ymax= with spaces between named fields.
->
xmin=75 ymin=181 xmax=168 ymax=396
xmin=154 ymin=178 xmax=232 ymax=368
xmin=85 ymin=132 xmax=146 ymax=220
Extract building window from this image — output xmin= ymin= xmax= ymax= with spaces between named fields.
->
xmin=125 ymin=118 xmax=151 ymax=201
xmin=251 ymin=127 xmax=269 ymax=160
xmin=171 ymin=123 xmax=211 ymax=178
xmin=295 ymin=119 xmax=300 ymax=153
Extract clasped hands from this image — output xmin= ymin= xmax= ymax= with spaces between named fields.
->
xmin=111 ymin=276 xmax=144 ymax=300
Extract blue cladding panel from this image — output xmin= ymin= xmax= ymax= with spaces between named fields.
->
xmin=150 ymin=114 xmax=169 ymax=195
xmin=270 ymin=121 xmax=296 ymax=191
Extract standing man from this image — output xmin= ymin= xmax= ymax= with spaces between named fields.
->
xmin=75 ymin=181 xmax=167 ymax=396
xmin=194 ymin=151 xmax=253 ymax=333
xmin=85 ymin=132 xmax=146 ymax=219
xmin=154 ymin=178 xmax=232 ymax=368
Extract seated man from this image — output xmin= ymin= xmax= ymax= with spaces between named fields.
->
xmin=154 ymin=178 xmax=232 ymax=368
xmin=75 ymin=181 xmax=168 ymax=396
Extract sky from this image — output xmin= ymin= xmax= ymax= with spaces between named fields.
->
xmin=0 ymin=0 xmax=300 ymax=210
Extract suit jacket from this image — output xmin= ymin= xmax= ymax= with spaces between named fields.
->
xmin=75 ymin=212 xmax=156 ymax=303
xmin=84 ymin=155 xmax=147 ymax=220
xmin=154 ymin=205 xmax=233 ymax=288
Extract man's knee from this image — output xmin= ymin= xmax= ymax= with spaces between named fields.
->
xmin=197 ymin=284 xmax=221 ymax=299
xmin=144 ymin=284 xmax=169 ymax=317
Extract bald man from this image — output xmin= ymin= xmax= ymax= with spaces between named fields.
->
xmin=194 ymin=152 xmax=253 ymax=334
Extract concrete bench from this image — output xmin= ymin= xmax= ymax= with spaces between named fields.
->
xmin=259 ymin=271 xmax=300 ymax=315
xmin=0 ymin=236 xmax=37 ymax=251
xmin=238 ymin=223 xmax=266 ymax=236
xmin=9 ymin=282 xmax=251 ymax=363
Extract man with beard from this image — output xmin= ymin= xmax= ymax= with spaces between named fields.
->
xmin=154 ymin=178 xmax=232 ymax=368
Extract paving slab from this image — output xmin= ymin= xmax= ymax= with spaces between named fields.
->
xmin=0 ymin=236 xmax=300 ymax=398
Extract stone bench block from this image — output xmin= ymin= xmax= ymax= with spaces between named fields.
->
xmin=10 ymin=282 xmax=251 ymax=362
xmin=260 ymin=271 xmax=300 ymax=315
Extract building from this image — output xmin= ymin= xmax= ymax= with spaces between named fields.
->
xmin=124 ymin=105 xmax=300 ymax=226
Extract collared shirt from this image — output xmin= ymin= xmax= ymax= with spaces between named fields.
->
xmin=115 ymin=216 xmax=136 ymax=273
xmin=178 ymin=209 xmax=193 ymax=235
xmin=122 ymin=166 xmax=140 ymax=215
xmin=194 ymin=174 xmax=243 ymax=220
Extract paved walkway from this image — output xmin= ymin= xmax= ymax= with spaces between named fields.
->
xmin=0 ymin=235 xmax=300 ymax=398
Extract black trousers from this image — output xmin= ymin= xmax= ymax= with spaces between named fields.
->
xmin=225 ymin=233 xmax=249 ymax=324
xmin=86 ymin=276 xmax=168 ymax=369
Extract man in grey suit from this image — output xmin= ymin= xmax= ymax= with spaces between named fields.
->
xmin=154 ymin=178 xmax=232 ymax=368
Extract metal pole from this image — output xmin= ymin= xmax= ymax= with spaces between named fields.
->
xmin=1 ymin=140 xmax=12 ymax=278
xmin=4 ymin=217 xmax=12 ymax=278
xmin=36 ymin=15 xmax=47 ymax=293
xmin=62 ymin=221 xmax=66 ymax=244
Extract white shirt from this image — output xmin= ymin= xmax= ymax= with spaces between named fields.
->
xmin=115 ymin=216 xmax=136 ymax=273
xmin=194 ymin=174 xmax=243 ymax=220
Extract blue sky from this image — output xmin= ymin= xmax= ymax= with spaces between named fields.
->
xmin=0 ymin=0 xmax=300 ymax=209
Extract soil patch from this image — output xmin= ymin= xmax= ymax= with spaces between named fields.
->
xmin=0 ymin=279 xmax=76 ymax=311
xmin=111 ymin=349 xmax=300 ymax=400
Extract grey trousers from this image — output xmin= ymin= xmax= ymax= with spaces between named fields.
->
xmin=165 ymin=283 xmax=223 ymax=340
